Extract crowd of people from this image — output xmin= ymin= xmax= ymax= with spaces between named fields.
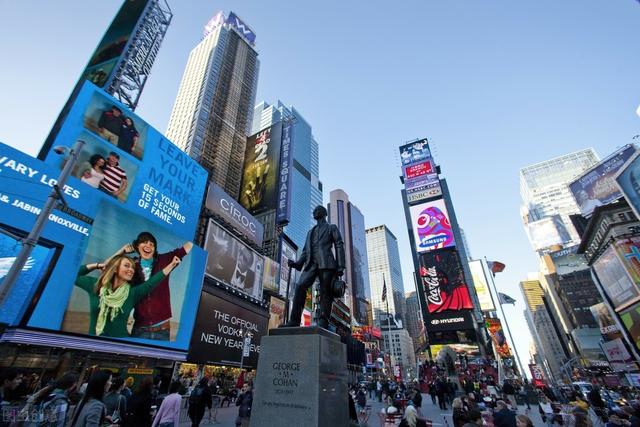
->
xmin=0 ymin=368 xmax=254 ymax=427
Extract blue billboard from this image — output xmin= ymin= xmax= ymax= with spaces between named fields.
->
xmin=41 ymin=81 xmax=208 ymax=240
xmin=0 ymin=140 xmax=206 ymax=351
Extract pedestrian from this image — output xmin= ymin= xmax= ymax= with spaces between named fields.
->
xmin=428 ymin=381 xmax=437 ymax=405
xmin=436 ymin=378 xmax=447 ymax=410
xmin=493 ymin=400 xmax=517 ymax=427
xmin=515 ymin=414 xmax=534 ymax=427
xmin=122 ymin=377 xmax=134 ymax=399
xmin=502 ymin=380 xmax=516 ymax=409
xmin=452 ymin=397 xmax=469 ymax=427
xmin=19 ymin=372 xmax=78 ymax=427
xmin=0 ymin=368 xmax=23 ymax=404
xmin=463 ymin=409 xmax=484 ymax=427
xmin=188 ymin=377 xmax=212 ymax=427
xmin=235 ymin=383 xmax=253 ymax=427
xmin=377 ymin=380 xmax=383 ymax=402
xmin=124 ymin=377 xmax=154 ymax=427
xmin=103 ymin=377 xmax=127 ymax=426
xmin=70 ymin=370 xmax=112 ymax=427
xmin=399 ymin=402 xmax=427 ymax=427
xmin=356 ymin=387 xmax=367 ymax=413
xmin=151 ymin=381 xmax=181 ymax=427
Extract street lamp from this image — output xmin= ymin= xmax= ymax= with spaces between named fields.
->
xmin=0 ymin=140 xmax=85 ymax=306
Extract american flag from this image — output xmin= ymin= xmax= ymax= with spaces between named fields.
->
xmin=381 ymin=278 xmax=387 ymax=302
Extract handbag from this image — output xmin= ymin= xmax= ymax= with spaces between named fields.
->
xmin=110 ymin=395 xmax=122 ymax=424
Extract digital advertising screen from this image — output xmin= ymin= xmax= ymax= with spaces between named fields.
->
xmin=239 ymin=123 xmax=283 ymax=216
xmin=569 ymin=144 xmax=636 ymax=217
xmin=188 ymin=290 xmax=268 ymax=368
xmin=278 ymin=235 xmax=298 ymax=299
xmin=592 ymin=244 xmax=640 ymax=311
xmin=268 ymin=295 xmax=286 ymax=330
xmin=203 ymin=220 xmax=264 ymax=300
xmin=485 ymin=318 xmax=511 ymax=358
xmin=261 ymin=257 xmax=280 ymax=293
xmin=620 ymin=303 xmax=640 ymax=354
xmin=399 ymin=139 xmax=431 ymax=165
xmin=400 ymin=139 xmax=441 ymax=204
xmin=0 ymin=141 xmax=206 ymax=350
xmin=525 ymin=215 xmax=571 ymax=251
xmin=410 ymin=199 xmax=456 ymax=253
xmin=469 ymin=260 xmax=495 ymax=312
xmin=549 ymin=246 xmax=589 ymax=275
xmin=616 ymin=151 xmax=640 ymax=227
xmin=590 ymin=302 xmax=623 ymax=341
xmin=419 ymin=249 xmax=473 ymax=313
xmin=40 ymin=81 xmax=208 ymax=240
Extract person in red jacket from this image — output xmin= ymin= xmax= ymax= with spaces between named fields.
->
xmin=128 ymin=231 xmax=193 ymax=340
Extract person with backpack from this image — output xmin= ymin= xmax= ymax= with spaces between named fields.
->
xmin=70 ymin=370 xmax=112 ymax=427
xmin=19 ymin=372 xmax=78 ymax=427
xmin=188 ymin=377 xmax=212 ymax=427
xmin=103 ymin=377 xmax=127 ymax=426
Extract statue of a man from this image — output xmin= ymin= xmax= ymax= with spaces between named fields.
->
xmin=283 ymin=205 xmax=345 ymax=328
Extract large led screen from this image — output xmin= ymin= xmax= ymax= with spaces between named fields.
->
xmin=239 ymin=123 xmax=283 ymax=216
xmin=203 ymin=220 xmax=264 ymax=300
xmin=0 ymin=142 xmax=206 ymax=350
xmin=485 ymin=318 xmax=511 ymax=358
xmin=410 ymin=199 xmax=456 ymax=253
xmin=592 ymin=244 xmax=640 ymax=311
xmin=400 ymin=139 xmax=442 ymax=204
xmin=549 ymin=246 xmax=589 ymax=275
xmin=615 ymin=151 xmax=640 ymax=222
xmin=570 ymin=144 xmax=635 ymax=217
xmin=419 ymin=249 xmax=473 ymax=313
xmin=41 ymin=81 xmax=208 ymax=240
xmin=620 ymin=303 xmax=640 ymax=354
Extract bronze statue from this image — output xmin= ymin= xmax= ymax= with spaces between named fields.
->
xmin=283 ymin=205 xmax=345 ymax=328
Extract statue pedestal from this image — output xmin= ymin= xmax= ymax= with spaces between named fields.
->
xmin=249 ymin=326 xmax=349 ymax=427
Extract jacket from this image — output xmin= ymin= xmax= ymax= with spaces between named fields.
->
xmin=71 ymin=398 xmax=105 ymax=427
xmin=294 ymin=221 xmax=345 ymax=271
xmin=493 ymin=408 xmax=517 ymax=427
xmin=236 ymin=391 xmax=253 ymax=418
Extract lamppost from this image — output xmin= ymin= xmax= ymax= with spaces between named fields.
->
xmin=0 ymin=140 xmax=85 ymax=306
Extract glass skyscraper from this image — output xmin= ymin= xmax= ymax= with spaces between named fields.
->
xmin=366 ymin=225 xmax=405 ymax=327
xmin=251 ymin=101 xmax=322 ymax=252
xmin=166 ymin=11 xmax=259 ymax=198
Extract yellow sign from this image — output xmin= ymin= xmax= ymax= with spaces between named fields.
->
xmin=127 ymin=368 xmax=154 ymax=375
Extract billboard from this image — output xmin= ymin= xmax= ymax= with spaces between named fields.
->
xmin=601 ymin=339 xmax=632 ymax=363
xmin=188 ymin=291 xmax=268 ymax=368
xmin=278 ymin=235 xmax=298 ymax=299
xmin=268 ymin=296 xmax=286 ymax=330
xmin=400 ymin=139 xmax=442 ymax=204
xmin=469 ymin=260 xmax=495 ymax=312
xmin=549 ymin=246 xmax=589 ymax=275
xmin=410 ymin=199 xmax=456 ymax=253
xmin=0 ymin=142 xmax=206 ymax=350
xmin=485 ymin=318 xmax=511 ymax=358
xmin=399 ymin=139 xmax=431 ymax=165
xmin=40 ymin=81 xmax=208 ymax=239
xmin=525 ymin=215 xmax=571 ymax=251
xmin=261 ymin=257 xmax=280 ymax=293
xmin=404 ymin=161 xmax=435 ymax=180
xmin=424 ymin=311 xmax=474 ymax=332
xmin=615 ymin=151 xmax=640 ymax=221
xmin=80 ymin=0 xmax=151 ymax=89
xmin=529 ymin=364 xmax=545 ymax=387
xmin=205 ymin=182 xmax=264 ymax=245
xmin=239 ymin=123 xmax=283 ymax=216
xmin=590 ymin=302 xmax=623 ymax=341
xmin=276 ymin=120 xmax=294 ymax=225
xmin=203 ymin=220 xmax=264 ymax=299
xmin=569 ymin=144 xmax=636 ymax=217
xmin=593 ymin=241 xmax=640 ymax=311
xmin=620 ymin=303 xmax=640 ymax=353
xmin=419 ymin=249 xmax=473 ymax=313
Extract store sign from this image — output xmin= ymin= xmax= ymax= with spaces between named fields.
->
xmin=569 ymin=144 xmax=636 ymax=217
xmin=419 ymin=249 xmax=473 ymax=313
xmin=0 ymin=142 xmax=207 ymax=350
xmin=188 ymin=291 xmax=268 ymax=368
xmin=410 ymin=199 xmax=456 ymax=252
xmin=205 ymin=182 xmax=263 ymax=245
xmin=203 ymin=220 xmax=264 ymax=299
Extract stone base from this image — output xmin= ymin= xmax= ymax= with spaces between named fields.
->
xmin=249 ymin=326 xmax=349 ymax=427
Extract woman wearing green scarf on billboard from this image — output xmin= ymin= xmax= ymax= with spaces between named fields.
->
xmin=74 ymin=253 xmax=181 ymax=337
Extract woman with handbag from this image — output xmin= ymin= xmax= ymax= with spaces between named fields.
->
xmin=104 ymin=377 xmax=127 ymax=426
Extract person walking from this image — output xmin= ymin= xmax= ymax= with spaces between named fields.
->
xmin=124 ymin=378 xmax=154 ymax=427
xmin=235 ymin=383 xmax=253 ymax=427
xmin=452 ymin=397 xmax=469 ymax=427
xmin=152 ymin=381 xmax=181 ymax=427
xmin=70 ymin=370 xmax=112 ymax=427
xmin=493 ymin=400 xmax=517 ymax=427
xmin=103 ymin=377 xmax=127 ymax=426
xmin=188 ymin=377 xmax=212 ymax=427
xmin=436 ymin=378 xmax=447 ymax=410
xmin=515 ymin=414 xmax=534 ymax=427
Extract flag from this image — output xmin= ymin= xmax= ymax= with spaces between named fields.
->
xmin=381 ymin=278 xmax=387 ymax=302
xmin=487 ymin=261 xmax=506 ymax=276
xmin=498 ymin=292 xmax=516 ymax=305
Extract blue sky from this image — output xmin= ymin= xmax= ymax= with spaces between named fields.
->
xmin=1 ymin=1 xmax=639 ymax=372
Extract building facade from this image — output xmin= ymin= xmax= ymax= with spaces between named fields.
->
xmin=250 ymin=101 xmax=322 ymax=255
xmin=366 ymin=225 xmax=404 ymax=327
xmin=381 ymin=326 xmax=416 ymax=377
xmin=328 ymin=190 xmax=370 ymax=325
xmin=404 ymin=291 xmax=425 ymax=354
xmin=166 ymin=11 xmax=259 ymax=198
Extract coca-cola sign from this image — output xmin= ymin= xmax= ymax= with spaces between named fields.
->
xmin=419 ymin=249 xmax=473 ymax=313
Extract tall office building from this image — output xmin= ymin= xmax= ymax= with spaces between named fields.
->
xmin=520 ymin=279 xmax=569 ymax=381
xmin=328 ymin=190 xmax=370 ymax=325
xmin=366 ymin=225 xmax=405 ymax=327
xmin=405 ymin=291 xmax=425 ymax=354
xmin=251 ymin=101 xmax=322 ymax=252
xmin=520 ymin=149 xmax=599 ymax=250
xmin=166 ymin=11 xmax=259 ymax=198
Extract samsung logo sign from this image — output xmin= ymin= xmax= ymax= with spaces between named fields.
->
xmin=205 ymin=183 xmax=264 ymax=245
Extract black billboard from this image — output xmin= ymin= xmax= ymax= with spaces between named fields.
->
xmin=425 ymin=310 xmax=474 ymax=332
xmin=188 ymin=290 xmax=269 ymax=369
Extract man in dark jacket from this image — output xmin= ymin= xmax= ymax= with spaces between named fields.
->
xmin=188 ymin=377 xmax=213 ymax=427
xmin=463 ymin=409 xmax=483 ymax=427
xmin=235 ymin=383 xmax=253 ymax=427
xmin=493 ymin=400 xmax=517 ymax=427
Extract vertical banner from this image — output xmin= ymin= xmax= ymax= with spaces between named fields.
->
xmin=276 ymin=120 xmax=294 ymax=225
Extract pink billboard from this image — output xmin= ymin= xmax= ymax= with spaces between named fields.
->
xmin=410 ymin=199 xmax=456 ymax=253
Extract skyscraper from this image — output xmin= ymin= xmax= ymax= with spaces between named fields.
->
xmin=405 ymin=291 xmax=425 ymax=354
xmin=328 ymin=190 xmax=370 ymax=325
xmin=250 ymin=101 xmax=322 ymax=254
xmin=520 ymin=149 xmax=599 ymax=250
xmin=366 ymin=225 xmax=404 ymax=327
xmin=166 ymin=11 xmax=259 ymax=198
